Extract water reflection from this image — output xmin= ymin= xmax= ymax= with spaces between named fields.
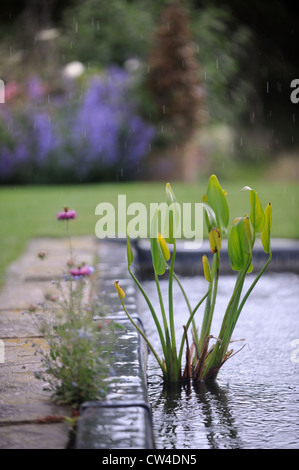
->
xmin=148 ymin=373 xmax=244 ymax=449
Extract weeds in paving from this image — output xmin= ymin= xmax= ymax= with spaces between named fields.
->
xmin=28 ymin=207 xmax=112 ymax=411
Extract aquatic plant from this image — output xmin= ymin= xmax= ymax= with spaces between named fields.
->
xmin=116 ymin=175 xmax=272 ymax=384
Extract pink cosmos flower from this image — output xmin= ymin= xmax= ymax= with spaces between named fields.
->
xmin=57 ymin=207 xmax=77 ymax=220
xmin=69 ymin=265 xmax=94 ymax=277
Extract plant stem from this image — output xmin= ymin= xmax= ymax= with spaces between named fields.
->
xmin=128 ymin=267 xmax=167 ymax=359
xmin=119 ymin=297 xmax=166 ymax=377
xmin=178 ymin=287 xmax=211 ymax=365
xmin=234 ymin=252 xmax=272 ymax=331
xmin=173 ymin=270 xmax=197 ymax=342
xmin=155 ymin=270 xmax=171 ymax=350
xmin=168 ymin=239 xmax=177 ymax=353
xmin=66 ymin=220 xmax=73 ymax=259
xmin=197 ymin=252 xmax=219 ymax=354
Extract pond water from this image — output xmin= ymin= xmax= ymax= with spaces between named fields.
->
xmin=138 ymin=273 xmax=299 ymax=449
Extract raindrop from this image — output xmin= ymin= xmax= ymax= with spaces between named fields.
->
xmin=162 ymin=105 xmax=166 ymax=114
xmin=216 ymin=59 xmax=219 ymax=69
xmin=293 ymin=113 xmax=296 ymax=123
xmin=266 ymin=81 xmax=269 ymax=93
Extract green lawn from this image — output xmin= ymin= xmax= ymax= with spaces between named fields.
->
xmin=1 ymin=176 xmax=298 ymax=288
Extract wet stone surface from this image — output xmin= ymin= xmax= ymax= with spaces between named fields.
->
xmin=75 ymin=240 xmax=154 ymax=449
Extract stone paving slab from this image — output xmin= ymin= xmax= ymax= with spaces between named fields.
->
xmin=0 ymin=310 xmax=40 ymax=338
xmin=0 ymin=236 xmax=98 ymax=449
xmin=0 ymin=423 xmax=70 ymax=449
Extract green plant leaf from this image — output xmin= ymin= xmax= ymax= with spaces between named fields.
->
xmin=165 ymin=183 xmax=180 ymax=244
xmin=202 ymin=200 xmax=217 ymax=232
xmin=150 ymin=209 xmax=167 ymax=275
xmin=228 ymin=217 xmax=252 ymax=271
xmin=126 ymin=235 xmax=134 ymax=267
xmin=250 ymin=190 xmax=265 ymax=233
xmin=242 ymin=186 xmax=265 ymax=233
xmin=261 ymin=203 xmax=272 ymax=253
xmin=206 ymin=175 xmax=229 ymax=234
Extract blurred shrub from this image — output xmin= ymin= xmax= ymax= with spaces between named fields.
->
xmin=190 ymin=5 xmax=252 ymax=126
xmin=58 ymin=0 xmax=156 ymax=67
xmin=0 ymin=67 xmax=155 ymax=184
xmin=57 ymin=1 xmax=252 ymax=127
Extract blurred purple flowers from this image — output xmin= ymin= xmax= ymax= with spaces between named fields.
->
xmin=0 ymin=68 xmax=155 ymax=183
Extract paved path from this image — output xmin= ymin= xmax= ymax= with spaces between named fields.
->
xmin=0 ymin=236 xmax=98 ymax=449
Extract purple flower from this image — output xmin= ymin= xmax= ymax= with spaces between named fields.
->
xmin=57 ymin=207 xmax=77 ymax=220
xmin=69 ymin=265 xmax=94 ymax=278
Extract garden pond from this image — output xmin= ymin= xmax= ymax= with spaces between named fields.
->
xmin=138 ymin=272 xmax=299 ymax=449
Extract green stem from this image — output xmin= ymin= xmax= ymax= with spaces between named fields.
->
xmin=197 ymin=252 xmax=219 ymax=353
xmin=128 ymin=267 xmax=167 ymax=360
xmin=178 ymin=287 xmax=211 ymax=365
xmin=168 ymin=240 xmax=177 ymax=353
xmin=119 ymin=297 xmax=166 ymax=377
xmin=202 ymin=256 xmax=251 ymax=377
xmin=234 ymin=252 xmax=272 ymax=330
xmin=66 ymin=220 xmax=73 ymax=259
xmin=154 ymin=270 xmax=171 ymax=350
xmin=173 ymin=270 xmax=198 ymax=343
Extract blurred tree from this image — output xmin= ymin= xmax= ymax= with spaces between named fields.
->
xmin=146 ymin=0 xmax=204 ymax=145
xmin=142 ymin=0 xmax=205 ymax=180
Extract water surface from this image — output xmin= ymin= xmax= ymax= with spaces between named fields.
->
xmin=138 ymin=273 xmax=299 ymax=449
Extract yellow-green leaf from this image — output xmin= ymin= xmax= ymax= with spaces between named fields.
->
xmin=228 ymin=217 xmax=252 ymax=271
xmin=150 ymin=209 xmax=167 ymax=275
xmin=202 ymin=201 xmax=217 ymax=232
xmin=158 ymin=233 xmax=170 ymax=261
xmin=202 ymin=255 xmax=211 ymax=282
xmin=126 ymin=236 xmax=134 ymax=267
xmin=206 ymin=175 xmax=229 ymax=234
xmin=250 ymin=190 xmax=265 ymax=233
xmin=165 ymin=183 xmax=180 ymax=244
xmin=261 ymin=203 xmax=272 ymax=253
xmin=242 ymin=186 xmax=265 ymax=233
xmin=208 ymin=228 xmax=221 ymax=254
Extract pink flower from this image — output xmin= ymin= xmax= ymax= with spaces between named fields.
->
xmin=57 ymin=207 xmax=77 ymax=220
xmin=69 ymin=265 xmax=94 ymax=278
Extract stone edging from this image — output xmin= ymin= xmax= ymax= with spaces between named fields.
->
xmin=75 ymin=240 xmax=155 ymax=449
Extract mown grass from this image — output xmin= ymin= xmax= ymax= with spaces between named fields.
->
xmin=0 ymin=176 xmax=298 ymax=288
